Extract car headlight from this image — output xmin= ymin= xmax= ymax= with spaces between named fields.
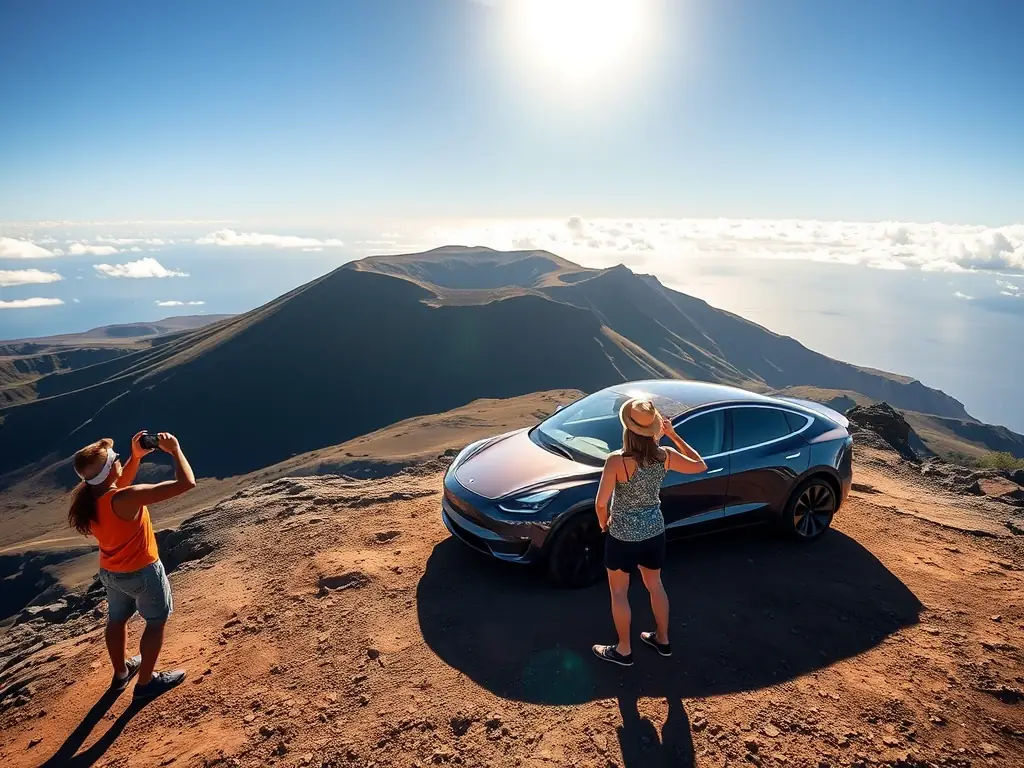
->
xmin=498 ymin=489 xmax=559 ymax=514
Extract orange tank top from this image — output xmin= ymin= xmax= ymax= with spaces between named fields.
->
xmin=90 ymin=490 xmax=159 ymax=573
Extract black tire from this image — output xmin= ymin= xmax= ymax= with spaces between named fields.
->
xmin=546 ymin=513 xmax=606 ymax=588
xmin=784 ymin=477 xmax=837 ymax=540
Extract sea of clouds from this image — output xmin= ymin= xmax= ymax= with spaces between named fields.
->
xmin=429 ymin=217 xmax=1024 ymax=275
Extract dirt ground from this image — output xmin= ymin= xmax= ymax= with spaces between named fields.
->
xmin=1 ymin=441 xmax=1022 ymax=768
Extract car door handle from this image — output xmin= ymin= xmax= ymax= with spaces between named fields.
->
xmin=706 ymin=467 xmax=724 ymax=474
xmin=785 ymin=452 xmax=801 ymax=460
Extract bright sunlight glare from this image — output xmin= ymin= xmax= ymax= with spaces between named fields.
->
xmin=509 ymin=0 xmax=656 ymax=88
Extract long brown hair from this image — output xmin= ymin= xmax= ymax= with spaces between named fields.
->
xmin=622 ymin=429 xmax=667 ymax=468
xmin=68 ymin=438 xmax=113 ymax=536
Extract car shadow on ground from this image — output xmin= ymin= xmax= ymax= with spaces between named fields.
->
xmin=417 ymin=527 xmax=921 ymax=766
xmin=417 ymin=526 xmax=922 ymax=706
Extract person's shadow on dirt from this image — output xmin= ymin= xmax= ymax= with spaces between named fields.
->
xmin=38 ymin=689 xmax=153 ymax=768
xmin=616 ymin=694 xmax=695 ymax=768
xmin=417 ymin=526 xmax=922 ymax=706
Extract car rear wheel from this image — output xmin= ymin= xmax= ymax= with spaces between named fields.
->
xmin=547 ymin=513 xmax=605 ymax=588
xmin=785 ymin=477 xmax=836 ymax=540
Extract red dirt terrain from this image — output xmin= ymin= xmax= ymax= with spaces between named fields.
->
xmin=1 ymin=394 xmax=1022 ymax=768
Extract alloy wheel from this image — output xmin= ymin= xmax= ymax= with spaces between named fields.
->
xmin=793 ymin=482 xmax=835 ymax=539
xmin=560 ymin=517 xmax=604 ymax=587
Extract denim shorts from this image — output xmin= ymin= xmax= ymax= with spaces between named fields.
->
xmin=99 ymin=559 xmax=173 ymax=623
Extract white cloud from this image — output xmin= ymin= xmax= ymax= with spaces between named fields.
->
xmin=429 ymin=217 xmax=1024 ymax=275
xmin=196 ymin=229 xmax=344 ymax=249
xmin=155 ymin=300 xmax=205 ymax=307
xmin=73 ymin=298 xmax=81 ymax=303
xmin=953 ymin=291 xmax=974 ymax=300
xmin=70 ymin=242 xmax=120 ymax=257
xmin=998 ymin=279 xmax=1022 ymax=298
xmin=0 ymin=237 xmax=56 ymax=259
xmin=93 ymin=257 xmax=188 ymax=279
xmin=0 ymin=269 xmax=63 ymax=288
xmin=0 ymin=297 xmax=64 ymax=309
xmin=94 ymin=236 xmax=166 ymax=246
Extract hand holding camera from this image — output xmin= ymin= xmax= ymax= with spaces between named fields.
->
xmin=136 ymin=431 xmax=181 ymax=454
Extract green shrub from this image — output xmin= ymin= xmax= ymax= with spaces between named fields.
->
xmin=945 ymin=450 xmax=981 ymax=468
xmin=977 ymin=452 xmax=1024 ymax=471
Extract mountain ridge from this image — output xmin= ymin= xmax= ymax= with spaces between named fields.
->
xmin=0 ymin=246 xmax=1012 ymax=488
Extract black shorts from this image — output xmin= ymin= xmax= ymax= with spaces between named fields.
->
xmin=604 ymin=532 xmax=666 ymax=573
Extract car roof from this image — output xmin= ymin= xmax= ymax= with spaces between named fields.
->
xmin=606 ymin=379 xmax=780 ymax=414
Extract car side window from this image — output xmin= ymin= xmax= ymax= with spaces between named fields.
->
xmin=673 ymin=410 xmax=726 ymax=457
xmin=730 ymin=407 xmax=794 ymax=451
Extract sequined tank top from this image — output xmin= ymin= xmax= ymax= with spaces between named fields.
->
xmin=608 ymin=457 xmax=668 ymax=542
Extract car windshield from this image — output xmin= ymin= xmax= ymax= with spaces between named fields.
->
xmin=534 ymin=388 xmax=684 ymax=464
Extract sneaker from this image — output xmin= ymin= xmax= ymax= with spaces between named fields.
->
xmin=592 ymin=644 xmax=633 ymax=667
xmin=133 ymin=669 xmax=186 ymax=701
xmin=640 ymin=631 xmax=672 ymax=657
xmin=110 ymin=655 xmax=142 ymax=692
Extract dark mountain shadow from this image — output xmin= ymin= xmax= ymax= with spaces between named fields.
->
xmin=416 ymin=527 xmax=921 ymax=705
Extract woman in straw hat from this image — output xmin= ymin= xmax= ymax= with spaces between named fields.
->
xmin=592 ymin=397 xmax=707 ymax=666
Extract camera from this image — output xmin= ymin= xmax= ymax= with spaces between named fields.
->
xmin=139 ymin=432 xmax=160 ymax=451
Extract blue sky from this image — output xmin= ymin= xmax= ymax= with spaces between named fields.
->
xmin=1 ymin=1 xmax=1024 ymax=430
xmin=2 ymin=0 xmax=1022 ymax=223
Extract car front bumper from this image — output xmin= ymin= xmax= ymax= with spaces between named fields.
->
xmin=441 ymin=471 xmax=550 ymax=564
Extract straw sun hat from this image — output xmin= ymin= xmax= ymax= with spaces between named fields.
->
xmin=619 ymin=398 xmax=664 ymax=438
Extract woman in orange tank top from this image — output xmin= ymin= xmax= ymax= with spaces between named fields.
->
xmin=68 ymin=431 xmax=197 ymax=701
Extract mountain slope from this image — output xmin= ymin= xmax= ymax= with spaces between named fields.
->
xmin=0 ymin=267 xmax=658 ymax=480
xmin=357 ymin=248 xmax=971 ymax=419
xmin=0 ymin=314 xmax=233 ymax=405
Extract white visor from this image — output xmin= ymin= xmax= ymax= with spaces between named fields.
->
xmin=84 ymin=449 xmax=118 ymax=486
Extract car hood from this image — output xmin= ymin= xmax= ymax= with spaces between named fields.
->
xmin=453 ymin=429 xmax=591 ymax=499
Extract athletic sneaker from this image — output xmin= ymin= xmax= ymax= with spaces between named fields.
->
xmin=110 ymin=655 xmax=142 ymax=692
xmin=592 ymin=644 xmax=633 ymax=667
xmin=640 ymin=631 xmax=672 ymax=657
xmin=133 ymin=669 xmax=187 ymax=701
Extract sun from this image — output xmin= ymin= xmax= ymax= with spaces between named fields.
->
xmin=509 ymin=0 xmax=655 ymax=87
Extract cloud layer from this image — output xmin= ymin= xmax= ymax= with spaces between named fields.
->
xmin=196 ymin=229 xmax=344 ymax=249
xmin=69 ymin=242 xmax=120 ymax=257
xmin=0 ymin=269 xmax=63 ymax=288
xmin=155 ymin=300 xmax=205 ymax=307
xmin=93 ymin=258 xmax=188 ymax=279
xmin=430 ymin=217 xmax=1024 ymax=274
xmin=0 ymin=237 xmax=56 ymax=259
xmin=0 ymin=297 xmax=64 ymax=310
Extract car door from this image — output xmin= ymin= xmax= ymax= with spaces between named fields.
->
xmin=659 ymin=407 xmax=729 ymax=534
xmin=721 ymin=405 xmax=812 ymax=525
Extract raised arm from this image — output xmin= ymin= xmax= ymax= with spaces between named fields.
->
xmin=661 ymin=420 xmax=708 ymax=475
xmin=115 ymin=431 xmax=153 ymax=488
xmin=595 ymin=454 xmax=622 ymax=532
xmin=111 ymin=433 xmax=196 ymax=521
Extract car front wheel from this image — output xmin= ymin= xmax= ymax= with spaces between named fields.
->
xmin=785 ymin=477 xmax=836 ymax=540
xmin=546 ymin=512 xmax=606 ymax=588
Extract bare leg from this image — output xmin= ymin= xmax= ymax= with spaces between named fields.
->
xmin=105 ymin=619 xmax=129 ymax=677
xmin=607 ymin=568 xmax=632 ymax=655
xmin=639 ymin=566 xmax=670 ymax=645
xmin=137 ymin=621 xmax=166 ymax=685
